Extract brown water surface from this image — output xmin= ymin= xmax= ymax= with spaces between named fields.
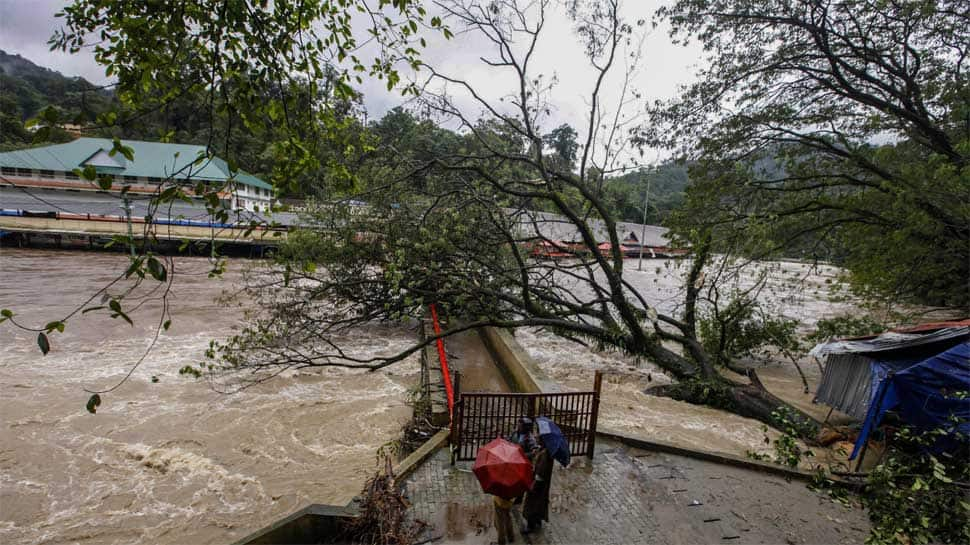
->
xmin=0 ymin=248 xmax=419 ymax=544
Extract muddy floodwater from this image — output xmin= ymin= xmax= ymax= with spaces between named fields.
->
xmin=515 ymin=259 xmax=867 ymax=460
xmin=0 ymin=249 xmax=891 ymax=543
xmin=0 ymin=249 xmax=420 ymax=545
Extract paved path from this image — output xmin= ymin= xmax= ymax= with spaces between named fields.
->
xmin=403 ymin=439 xmax=868 ymax=545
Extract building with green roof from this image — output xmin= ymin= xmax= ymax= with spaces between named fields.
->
xmin=0 ymin=138 xmax=274 ymax=212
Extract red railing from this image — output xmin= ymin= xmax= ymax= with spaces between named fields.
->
xmin=428 ymin=303 xmax=455 ymax=421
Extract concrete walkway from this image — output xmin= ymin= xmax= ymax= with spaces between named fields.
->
xmin=403 ymin=438 xmax=868 ymax=545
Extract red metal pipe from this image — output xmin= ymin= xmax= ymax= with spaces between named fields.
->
xmin=429 ymin=303 xmax=455 ymax=421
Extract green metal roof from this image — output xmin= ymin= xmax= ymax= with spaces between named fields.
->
xmin=0 ymin=138 xmax=272 ymax=190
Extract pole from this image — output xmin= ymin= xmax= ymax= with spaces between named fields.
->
xmin=637 ymin=174 xmax=652 ymax=271
xmin=588 ymin=370 xmax=603 ymax=459
xmin=855 ymin=371 xmax=894 ymax=472
xmin=123 ymin=195 xmax=135 ymax=257
xmin=451 ymin=370 xmax=462 ymax=465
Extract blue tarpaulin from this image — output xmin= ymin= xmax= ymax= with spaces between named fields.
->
xmin=850 ymin=342 xmax=970 ymax=459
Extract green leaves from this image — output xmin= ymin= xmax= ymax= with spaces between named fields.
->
xmin=122 ymin=254 xmax=167 ymax=283
xmin=44 ymin=321 xmax=65 ymax=333
xmin=37 ymin=332 xmax=50 ymax=355
xmin=86 ymin=393 xmax=101 ymax=414
xmin=79 ymin=165 xmax=97 ymax=181
xmin=147 ymin=256 xmax=167 ymax=282
xmin=124 ymin=256 xmax=144 ymax=278
xmin=110 ymin=137 xmax=134 ymax=161
xmin=863 ymin=425 xmax=970 ymax=545
xmin=108 ymin=299 xmax=133 ymax=326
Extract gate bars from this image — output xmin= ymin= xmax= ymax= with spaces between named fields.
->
xmin=451 ymin=371 xmax=602 ymax=462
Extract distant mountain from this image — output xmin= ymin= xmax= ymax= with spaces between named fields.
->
xmin=0 ymin=50 xmax=53 ymax=78
xmin=603 ymin=163 xmax=690 ymax=225
xmin=0 ymin=50 xmax=113 ymax=147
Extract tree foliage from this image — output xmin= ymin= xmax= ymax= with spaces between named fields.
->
xmin=644 ymin=0 xmax=969 ymax=311
xmin=191 ymin=0 xmax=825 ymax=440
xmin=864 ymin=425 xmax=970 ymax=545
xmin=50 ymin=0 xmax=443 ymax=192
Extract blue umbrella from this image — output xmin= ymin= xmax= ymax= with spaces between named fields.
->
xmin=535 ymin=416 xmax=571 ymax=467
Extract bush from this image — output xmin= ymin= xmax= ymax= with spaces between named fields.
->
xmin=863 ymin=426 xmax=970 ymax=545
xmin=747 ymin=407 xmax=816 ymax=469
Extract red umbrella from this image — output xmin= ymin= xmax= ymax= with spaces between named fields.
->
xmin=472 ymin=438 xmax=534 ymax=499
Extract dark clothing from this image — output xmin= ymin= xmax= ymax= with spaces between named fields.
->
xmin=523 ymin=447 xmax=553 ymax=527
xmin=508 ymin=431 xmax=537 ymax=459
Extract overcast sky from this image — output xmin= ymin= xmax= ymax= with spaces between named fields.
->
xmin=0 ymin=0 xmax=703 ymax=162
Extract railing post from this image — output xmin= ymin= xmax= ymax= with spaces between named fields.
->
xmin=450 ymin=371 xmax=462 ymax=465
xmin=587 ymin=370 xmax=603 ymax=459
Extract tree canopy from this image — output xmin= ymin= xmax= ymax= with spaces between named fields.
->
xmin=641 ymin=0 xmax=969 ymax=311
xmin=183 ymin=0 xmax=829 ymax=439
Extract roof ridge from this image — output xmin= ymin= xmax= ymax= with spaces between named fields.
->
xmin=0 ymin=138 xmax=271 ymax=190
xmin=74 ymin=136 xmax=209 ymax=149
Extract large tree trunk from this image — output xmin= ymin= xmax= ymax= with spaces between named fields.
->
xmin=644 ymin=371 xmax=820 ymax=442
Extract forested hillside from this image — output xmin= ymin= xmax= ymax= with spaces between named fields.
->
xmin=0 ymin=50 xmax=113 ymax=147
xmin=603 ymin=164 xmax=689 ymax=224
xmin=0 ymin=51 xmax=689 ymax=217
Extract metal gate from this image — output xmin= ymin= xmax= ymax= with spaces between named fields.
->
xmin=451 ymin=372 xmax=602 ymax=462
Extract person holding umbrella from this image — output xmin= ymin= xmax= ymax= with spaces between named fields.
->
xmin=473 ymin=438 xmax=534 ymax=545
xmin=508 ymin=417 xmax=537 ymax=459
xmin=523 ymin=417 xmax=570 ymax=534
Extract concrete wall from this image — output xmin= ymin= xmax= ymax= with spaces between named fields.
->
xmin=477 ymin=326 xmax=561 ymax=394
xmin=0 ymin=215 xmax=284 ymax=243
xmin=232 ymin=504 xmax=357 ymax=545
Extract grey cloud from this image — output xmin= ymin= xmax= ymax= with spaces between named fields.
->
xmin=0 ymin=0 xmax=702 ymax=161
xmin=0 ymin=0 xmax=109 ymax=84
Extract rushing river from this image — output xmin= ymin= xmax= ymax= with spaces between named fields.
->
xmin=0 ymin=249 xmax=420 ymax=545
xmin=513 ymin=258 xmax=867 ymax=458
xmin=0 ymin=247 xmax=895 ymax=543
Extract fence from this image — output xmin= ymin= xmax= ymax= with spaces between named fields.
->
xmin=450 ymin=371 xmax=602 ymax=462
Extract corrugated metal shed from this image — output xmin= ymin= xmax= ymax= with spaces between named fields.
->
xmin=812 ymin=323 xmax=970 ymax=420
xmin=814 ymin=353 xmax=878 ymax=419
xmin=0 ymin=138 xmax=271 ymax=190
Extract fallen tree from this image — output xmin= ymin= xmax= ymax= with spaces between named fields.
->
xmin=202 ymin=0 xmax=823 ymax=438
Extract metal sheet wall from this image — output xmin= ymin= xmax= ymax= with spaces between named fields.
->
xmin=814 ymin=353 xmax=874 ymax=420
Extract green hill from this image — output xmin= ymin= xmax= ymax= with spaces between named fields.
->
xmin=0 ymin=50 xmax=114 ymax=148
xmin=603 ymin=163 xmax=690 ymax=225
